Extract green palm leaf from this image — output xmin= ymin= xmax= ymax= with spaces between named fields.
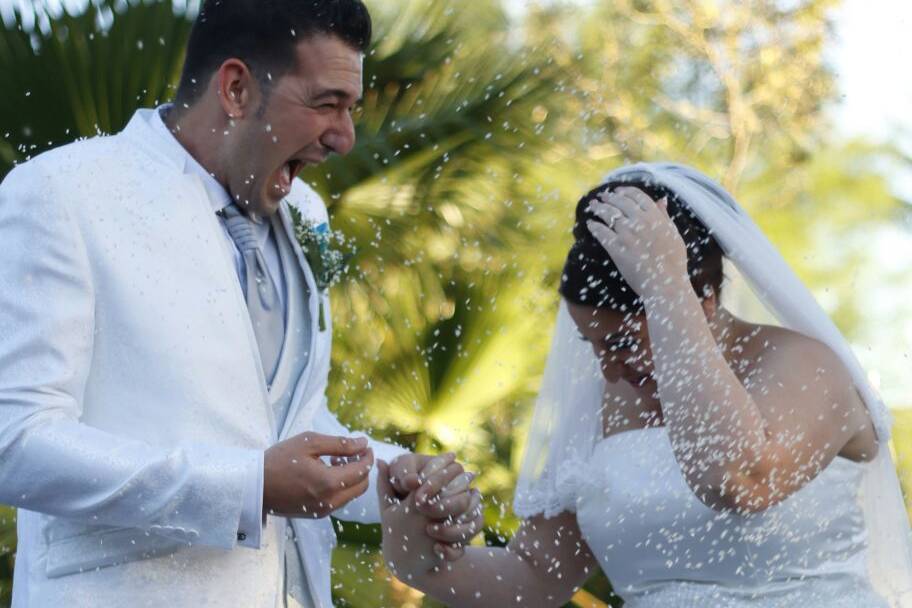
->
xmin=0 ymin=506 xmax=14 ymax=606
xmin=304 ymin=2 xmax=564 ymax=275
xmin=0 ymin=0 xmax=193 ymax=176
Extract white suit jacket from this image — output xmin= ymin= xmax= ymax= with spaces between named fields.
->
xmin=0 ymin=109 xmax=406 ymax=607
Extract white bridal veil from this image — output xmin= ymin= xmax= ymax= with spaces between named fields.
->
xmin=514 ymin=162 xmax=912 ymax=606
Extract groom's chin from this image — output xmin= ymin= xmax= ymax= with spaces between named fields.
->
xmin=248 ymin=195 xmax=284 ymax=220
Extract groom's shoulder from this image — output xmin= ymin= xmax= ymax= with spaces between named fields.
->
xmin=2 ymin=131 xmax=129 ymax=191
xmin=0 ymin=134 xmax=127 ymax=234
xmin=286 ymin=178 xmax=329 ymax=225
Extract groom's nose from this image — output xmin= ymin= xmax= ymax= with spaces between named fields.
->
xmin=321 ymin=112 xmax=356 ymax=156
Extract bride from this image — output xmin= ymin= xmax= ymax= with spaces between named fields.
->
xmin=376 ymin=163 xmax=912 ymax=607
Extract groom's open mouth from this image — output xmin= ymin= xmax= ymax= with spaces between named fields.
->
xmin=275 ymin=158 xmax=305 ymax=197
xmin=273 ymin=150 xmax=329 ymax=198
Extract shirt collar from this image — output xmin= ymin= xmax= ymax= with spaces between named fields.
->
xmin=151 ymin=104 xmax=234 ymax=214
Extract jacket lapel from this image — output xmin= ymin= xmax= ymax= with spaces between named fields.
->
xmin=187 ymin=174 xmax=278 ymax=436
xmin=275 ymin=203 xmax=323 ymax=438
xmin=276 ymin=203 xmax=318 ymax=292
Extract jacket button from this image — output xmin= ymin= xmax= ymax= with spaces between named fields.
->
xmin=237 ymin=532 xmax=247 ymax=542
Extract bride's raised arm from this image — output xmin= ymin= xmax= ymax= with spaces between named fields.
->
xmin=376 ymin=460 xmax=597 ymax=608
xmin=587 ymin=186 xmax=876 ymax=512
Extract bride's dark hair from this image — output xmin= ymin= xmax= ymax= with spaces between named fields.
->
xmin=560 ymin=175 xmax=724 ymax=313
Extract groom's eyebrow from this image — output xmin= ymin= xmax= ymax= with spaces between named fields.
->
xmin=313 ymin=89 xmax=363 ymax=104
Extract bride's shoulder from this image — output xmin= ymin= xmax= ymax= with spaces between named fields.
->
xmin=737 ymin=322 xmax=876 ymax=458
xmin=738 ymin=322 xmax=855 ymax=396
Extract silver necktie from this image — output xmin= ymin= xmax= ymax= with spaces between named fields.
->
xmin=221 ymin=204 xmax=285 ymax=384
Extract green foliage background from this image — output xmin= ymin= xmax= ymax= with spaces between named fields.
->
xmin=1 ymin=1 xmax=910 ymax=606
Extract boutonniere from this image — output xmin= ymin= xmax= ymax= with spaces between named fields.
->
xmin=287 ymin=206 xmax=351 ymax=331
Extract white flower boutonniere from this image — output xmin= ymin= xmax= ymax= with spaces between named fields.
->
xmin=288 ymin=206 xmax=352 ymax=331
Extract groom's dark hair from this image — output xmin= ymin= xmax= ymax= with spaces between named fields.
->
xmin=175 ymin=0 xmax=372 ymax=106
xmin=560 ymin=176 xmax=724 ymax=314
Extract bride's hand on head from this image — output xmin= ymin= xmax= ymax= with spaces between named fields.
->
xmin=586 ymin=186 xmax=689 ymax=299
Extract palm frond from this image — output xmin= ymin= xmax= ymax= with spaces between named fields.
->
xmin=302 ymin=0 xmax=563 ymax=208
xmin=0 ymin=0 xmax=193 ymax=176
xmin=0 ymin=505 xmax=15 ymax=607
xmin=332 ymin=271 xmax=550 ymax=451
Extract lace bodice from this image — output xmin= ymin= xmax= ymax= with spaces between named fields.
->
xmin=571 ymin=427 xmax=887 ymax=607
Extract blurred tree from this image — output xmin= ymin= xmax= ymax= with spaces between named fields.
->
xmin=0 ymin=507 xmax=12 ymax=606
xmin=514 ymin=0 xmax=907 ymax=336
xmin=0 ymin=0 xmax=196 ymax=175
xmin=894 ymin=410 xmax=912 ymax=514
xmin=522 ymin=0 xmax=839 ymax=188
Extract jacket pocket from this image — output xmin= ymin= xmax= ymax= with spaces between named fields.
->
xmin=45 ymin=525 xmax=189 ymax=579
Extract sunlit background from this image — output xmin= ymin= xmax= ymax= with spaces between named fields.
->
xmin=1 ymin=1 xmax=911 ymax=606
xmin=829 ymin=0 xmax=912 ymax=407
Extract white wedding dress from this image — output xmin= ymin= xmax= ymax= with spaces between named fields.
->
xmin=569 ymin=427 xmax=885 ymax=607
xmin=514 ymin=164 xmax=912 ymax=607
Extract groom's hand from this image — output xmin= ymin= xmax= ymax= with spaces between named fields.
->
xmin=263 ymin=432 xmax=374 ymax=519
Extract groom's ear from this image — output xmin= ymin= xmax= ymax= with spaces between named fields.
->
xmin=215 ymin=58 xmax=257 ymax=120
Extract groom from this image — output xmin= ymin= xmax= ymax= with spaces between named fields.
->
xmin=0 ymin=1 xmax=482 ymax=606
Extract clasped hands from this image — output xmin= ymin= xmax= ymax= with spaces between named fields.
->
xmin=263 ymin=432 xmax=483 ymax=566
xmin=374 ymin=454 xmax=485 ymax=579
